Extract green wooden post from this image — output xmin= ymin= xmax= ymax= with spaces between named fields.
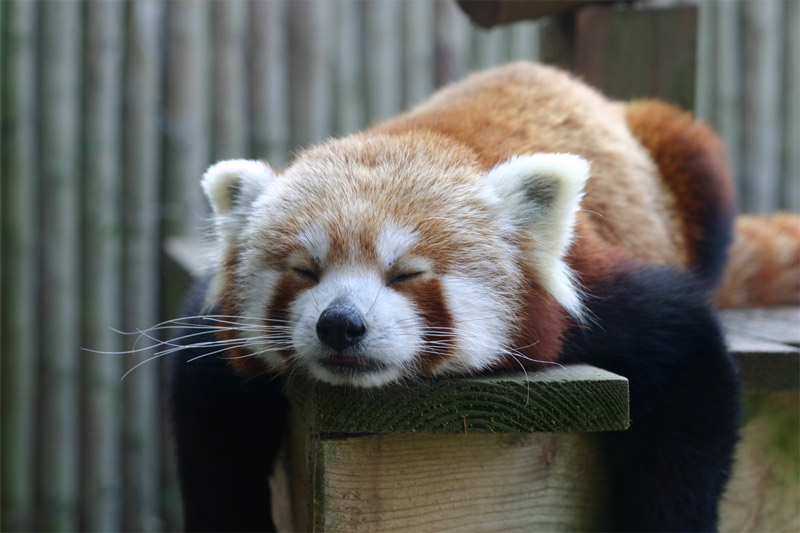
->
xmin=123 ymin=1 xmax=166 ymax=530
xmin=0 ymin=2 xmax=38 ymax=530
xmin=40 ymin=1 xmax=82 ymax=529
xmin=82 ymin=1 xmax=125 ymax=529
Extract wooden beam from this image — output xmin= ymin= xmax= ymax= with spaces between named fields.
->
xmin=457 ymin=0 xmax=610 ymax=28
xmin=289 ymin=364 xmax=630 ymax=436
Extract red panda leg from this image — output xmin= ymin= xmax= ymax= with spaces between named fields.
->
xmin=169 ymin=281 xmax=288 ymax=532
xmin=562 ymin=264 xmax=741 ymax=531
xmin=625 ymin=101 xmax=736 ymax=288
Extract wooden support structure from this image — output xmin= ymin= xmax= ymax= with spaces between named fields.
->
xmin=276 ymin=307 xmax=800 ymax=532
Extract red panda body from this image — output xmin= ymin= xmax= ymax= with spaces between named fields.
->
xmin=170 ymin=63 xmax=743 ymax=531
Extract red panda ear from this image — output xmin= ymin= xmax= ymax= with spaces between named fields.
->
xmin=201 ymin=159 xmax=275 ymax=240
xmin=485 ymin=153 xmax=590 ymax=319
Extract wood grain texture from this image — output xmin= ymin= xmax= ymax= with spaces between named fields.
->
xmin=721 ymin=392 xmax=800 ymax=532
xmin=82 ymin=1 xmax=124 ymax=529
xmin=721 ymin=306 xmax=800 ymax=393
xmin=0 ymin=2 xmax=38 ymax=530
xmin=123 ymin=2 xmax=166 ymax=530
xmin=289 ymin=365 xmax=629 ymax=435
xmin=573 ymin=4 xmax=697 ymax=109
xmin=307 ymin=433 xmax=611 ymax=533
xmin=39 ymin=1 xmax=82 ymax=528
xmin=721 ymin=306 xmax=800 ymax=346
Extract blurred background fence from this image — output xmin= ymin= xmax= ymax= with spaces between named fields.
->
xmin=0 ymin=0 xmax=797 ymax=531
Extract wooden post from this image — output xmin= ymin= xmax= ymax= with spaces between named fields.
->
xmin=123 ymin=1 xmax=166 ymax=530
xmin=82 ymin=1 xmax=124 ymax=530
xmin=781 ymin=0 xmax=799 ymax=211
xmin=286 ymin=366 xmax=629 ymax=531
xmin=365 ymin=0 xmax=403 ymax=123
xmin=0 ymin=2 xmax=38 ymax=530
xmin=288 ymin=0 xmax=332 ymax=151
xmin=402 ymin=0 xmax=436 ymax=108
xmin=213 ymin=0 xmax=249 ymax=161
xmin=249 ymin=0 xmax=289 ymax=166
xmin=540 ymin=3 xmax=698 ymax=109
xmin=39 ymin=1 xmax=82 ymax=529
xmin=719 ymin=307 xmax=800 ymax=532
xmin=741 ymin=0 xmax=783 ymax=215
xmin=333 ymin=0 xmax=366 ymax=136
xmin=436 ymin=0 xmax=470 ymax=86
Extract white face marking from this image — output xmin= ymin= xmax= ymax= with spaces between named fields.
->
xmin=288 ymin=267 xmax=425 ymax=387
xmin=297 ymin=224 xmax=329 ymax=265
xmin=377 ymin=224 xmax=418 ymax=267
xmin=433 ymin=273 xmax=515 ymax=376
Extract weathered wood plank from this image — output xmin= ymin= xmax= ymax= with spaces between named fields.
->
xmin=82 ymin=0 xmax=124 ymax=529
xmin=721 ymin=306 xmax=800 ymax=346
xmin=333 ymin=0 xmax=365 ymax=136
xmin=213 ymin=0 xmax=249 ymax=160
xmin=304 ymin=432 xmax=612 ymax=533
xmin=288 ymin=0 xmax=332 ymax=151
xmin=0 ymin=1 xmax=38 ymax=530
xmin=163 ymin=0 xmax=211 ymax=240
xmin=741 ymin=0 xmax=783 ymax=214
xmin=290 ymin=365 xmax=629 ymax=435
xmin=122 ymin=1 xmax=166 ymax=530
xmin=573 ymin=4 xmax=697 ymax=109
xmin=714 ymin=0 xmax=743 ymax=193
xmin=457 ymin=0 xmax=598 ymax=28
xmin=436 ymin=0 xmax=470 ymax=86
xmin=250 ymin=0 xmax=288 ymax=165
xmin=365 ymin=0 xmax=403 ymax=122
xmin=403 ymin=0 xmax=436 ymax=108
xmin=39 ymin=1 xmax=82 ymax=529
xmin=721 ymin=391 xmax=800 ymax=533
xmin=509 ymin=20 xmax=540 ymax=61
xmin=783 ymin=0 xmax=800 ymax=211
xmin=472 ymin=26 xmax=509 ymax=70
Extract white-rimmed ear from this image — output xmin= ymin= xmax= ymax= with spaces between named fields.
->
xmin=202 ymin=159 xmax=274 ymax=240
xmin=486 ymin=153 xmax=590 ymax=319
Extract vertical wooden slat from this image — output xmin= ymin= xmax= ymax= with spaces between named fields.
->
xmin=573 ymin=5 xmax=697 ymax=109
xmin=163 ymin=0 xmax=211 ymax=241
xmin=123 ymin=1 xmax=165 ymax=530
xmin=436 ymin=0 xmax=470 ymax=87
xmin=403 ymin=0 xmax=436 ymax=108
xmin=333 ymin=0 xmax=366 ymax=135
xmin=39 ymin=1 xmax=82 ymax=529
xmin=289 ymin=0 xmax=332 ymax=151
xmin=714 ymin=0 xmax=743 ymax=194
xmin=213 ymin=0 xmax=249 ymax=160
xmin=509 ymin=21 xmax=540 ymax=61
xmin=365 ymin=0 xmax=403 ymax=122
xmin=782 ymin=0 xmax=799 ymax=211
xmin=0 ymin=2 xmax=38 ymax=530
xmin=472 ymin=27 xmax=508 ymax=69
xmin=82 ymin=1 xmax=124 ymax=530
xmin=694 ymin=0 xmax=715 ymax=122
xmin=250 ymin=0 xmax=288 ymax=165
xmin=741 ymin=0 xmax=783 ymax=214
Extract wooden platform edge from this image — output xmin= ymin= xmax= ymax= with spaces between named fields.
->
xmin=287 ymin=364 xmax=630 ymax=435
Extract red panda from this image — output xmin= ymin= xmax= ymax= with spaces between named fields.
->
xmin=170 ymin=62 xmax=760 ymax=531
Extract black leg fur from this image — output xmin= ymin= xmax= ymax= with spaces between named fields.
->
xmin=563 ymin=266 xmax=741 ymax=531
xmin=168 ymin=281 xmax=288 ymax=532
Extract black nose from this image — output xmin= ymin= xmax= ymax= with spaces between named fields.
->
xmin=316 ymin=298 xmax=367 ymax=351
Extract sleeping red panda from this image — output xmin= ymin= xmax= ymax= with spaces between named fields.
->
xmin=170 ymin=62 xmax=746 ymax=531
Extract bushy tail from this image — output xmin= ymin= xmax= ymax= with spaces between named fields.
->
xmin=715 ymin=213 xmax=800 ymax=307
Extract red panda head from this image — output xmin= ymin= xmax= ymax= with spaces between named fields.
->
xmin=202 ymin=132 xmax=589 ymax=387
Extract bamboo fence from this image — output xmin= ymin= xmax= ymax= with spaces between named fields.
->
xmin=0 ymin=1 xmax=796 ymax=531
